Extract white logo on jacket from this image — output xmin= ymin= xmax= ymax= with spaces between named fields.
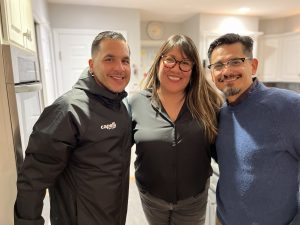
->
xmin=101 ymin=122 xmax=117 ymax=130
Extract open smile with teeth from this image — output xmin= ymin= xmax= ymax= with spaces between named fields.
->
xmin=168 ymin=75 xmax=181 ymax=81
xmin=219 ymin=75 xmax=241 ymax=83
xmin=110 ymin=75 xmax=124 ymax=80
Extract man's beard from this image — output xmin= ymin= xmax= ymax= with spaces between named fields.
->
xmin=222 ymin=87 xmax=241 ymax=98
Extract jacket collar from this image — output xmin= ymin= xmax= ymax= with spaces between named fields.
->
xmin=73 ymin=67 xmax=127 ymax=102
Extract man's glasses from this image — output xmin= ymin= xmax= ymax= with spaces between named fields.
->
xmin=161 ymin=55 xmax=194 ymax=72
xmin=208 ymin=57 xmax=252 ymax=72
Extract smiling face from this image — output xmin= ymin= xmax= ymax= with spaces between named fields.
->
xmin=88 ymin=39 xmax=131 ymax=93
xmin=157 ymin=47 xmax=192 ymax=95
xmin=210 ymin=43 xmax=258 ymax=103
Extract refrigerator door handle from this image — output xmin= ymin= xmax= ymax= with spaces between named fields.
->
xmin=14 ymin=82 xmax=42 ymax=93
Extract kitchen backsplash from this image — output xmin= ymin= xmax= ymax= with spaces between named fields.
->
xmin=264 ymin=82 xmax=300 ymax=93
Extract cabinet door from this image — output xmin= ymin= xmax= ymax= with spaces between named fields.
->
xmin=0 ymin=10 xmax=3 ymax=44
xmin=21 ymin=0 xmax=36 ymax=52
xmin=281 ymin=34 xmax=300 ymax=82
xmin=0 ymin=48 xmax=18 ymax=225
xmin=258 ymin=36 xmax=281 ymax=82
xmin=5 ymin=0 xmax=23 ymax=46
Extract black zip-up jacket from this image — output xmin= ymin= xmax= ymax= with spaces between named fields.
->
xmin=14 ymin=68 xmax=132 ymax=225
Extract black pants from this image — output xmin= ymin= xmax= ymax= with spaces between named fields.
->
xmin=138 ymin=179 xmax=209 ymax=225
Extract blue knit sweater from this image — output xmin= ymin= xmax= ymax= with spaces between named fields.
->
xmin=216 ymin=81 xmax=300 ymax=225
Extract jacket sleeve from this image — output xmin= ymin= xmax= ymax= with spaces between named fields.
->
xmin=14 ymin=101 xmax=79 ymax=225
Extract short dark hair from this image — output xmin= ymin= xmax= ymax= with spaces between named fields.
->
xmin=207 ymin=33 xmax=253 ymax=61
xmin=91 ymin=31 xmax=129 ymax=56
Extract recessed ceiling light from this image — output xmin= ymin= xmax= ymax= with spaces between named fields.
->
xmin=239 ymin=7 xmax=250 ymax=14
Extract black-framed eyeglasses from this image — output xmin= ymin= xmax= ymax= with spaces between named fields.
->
xmin=208 ymin=57 xmax=252 ymax=71
xmin=161 ymin=55 xmax=194 ymax=72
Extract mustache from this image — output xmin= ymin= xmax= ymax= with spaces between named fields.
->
xmin=217 ymin=74 xmax=241 ymax=82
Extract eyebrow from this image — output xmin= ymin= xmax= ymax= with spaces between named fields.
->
xmin=103 ymin=54 xmax=130 ymax=59
xmin=212 ymin=57 xmax=241 ymax=64
xmin=166 ymin=54 xmax=191 ymax=61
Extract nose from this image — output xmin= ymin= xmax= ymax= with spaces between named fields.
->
xmin=170 ymin=61 xmax=181 ymax=71
xmin=114 ymin=60 xmax=126 ymax=71
xmin=220 ymin=64 xmax=234 ymax=74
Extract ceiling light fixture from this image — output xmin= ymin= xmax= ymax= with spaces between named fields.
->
xmin=239 ymin=7 xmax=250 ymax=14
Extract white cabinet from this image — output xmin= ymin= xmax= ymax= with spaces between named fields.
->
xmin=4 ymin=0 xmax=23 ymax=46
xmin=201 ymin=32 xmax=263 ymax=61
xmin=0 ymin=0 xmax=36 ymax=52
xmin=258 ymin=32 xmax=300 ymax=82
xmin=257 ymin=36 xmax=281 ymax=82
xmin=0 ymin=46 xmax=17 ymax=225
xmin=281 ymin=33 xmax=300 ymax=82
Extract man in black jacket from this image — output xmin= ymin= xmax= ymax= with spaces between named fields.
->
xmin=14 ymin=31 xmax=132 ymax=225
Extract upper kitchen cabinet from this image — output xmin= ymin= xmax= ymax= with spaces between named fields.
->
xmin=281 ymin=33 xmax=300 ymax=82
xmin=258 ymin=32 xmax=300 ymax=82
xmin=0 ymin=0 xmax=36 ymax=52
xmin=258 ymin=35 xmax=281 ymax=82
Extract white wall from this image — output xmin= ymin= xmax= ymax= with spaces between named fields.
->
xmin=199 ymin=14 xmax=259 ymax=33
xmin=32 ymin=0 xmax=58 ymax=106
xmin=141 ymin=21 xmax=183 ymax=40
xmin=140 ymin=14 xmax=261 ymax=78
xmin=140 ymin=18 xmax=200 ymax=44
xmin=182 ymin=15 xmax=201 ymax=47
xmin=32 ymin=0 xmax=50 ymax=24
xmin=141 ymin=14 xmax=260 ymax=62
xmin=48 ymin=3 xmax=141 ymax=92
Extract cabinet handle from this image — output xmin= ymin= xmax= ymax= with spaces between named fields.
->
xmin=23 ymin=29 xmax=32 ymax=41
xmin=27 ymin=30 xmax=32 ymax=41
xmin=23 ymin=31 xmax=28 ymax=38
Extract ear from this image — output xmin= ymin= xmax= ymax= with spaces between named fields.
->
xmin=88 ymin=59 xmax=94 ymax=73
xmin=251 ymin=58 xmax=258 ymax=75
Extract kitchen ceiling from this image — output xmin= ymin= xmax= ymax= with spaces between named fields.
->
xmin=47 ymin=0 xmax=300 ymax=23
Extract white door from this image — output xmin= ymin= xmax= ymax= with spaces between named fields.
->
xmin=53 ymin=29 xmax=127 ymax=96
xmin=54 ymin=29 xmax=99 ymax=96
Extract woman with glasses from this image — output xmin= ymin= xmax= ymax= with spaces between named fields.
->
xmin=128 ymin=34 xmax=223 ymax=225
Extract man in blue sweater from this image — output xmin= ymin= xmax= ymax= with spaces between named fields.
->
xmin=207 ymin=33 xmax=300 ymax=225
